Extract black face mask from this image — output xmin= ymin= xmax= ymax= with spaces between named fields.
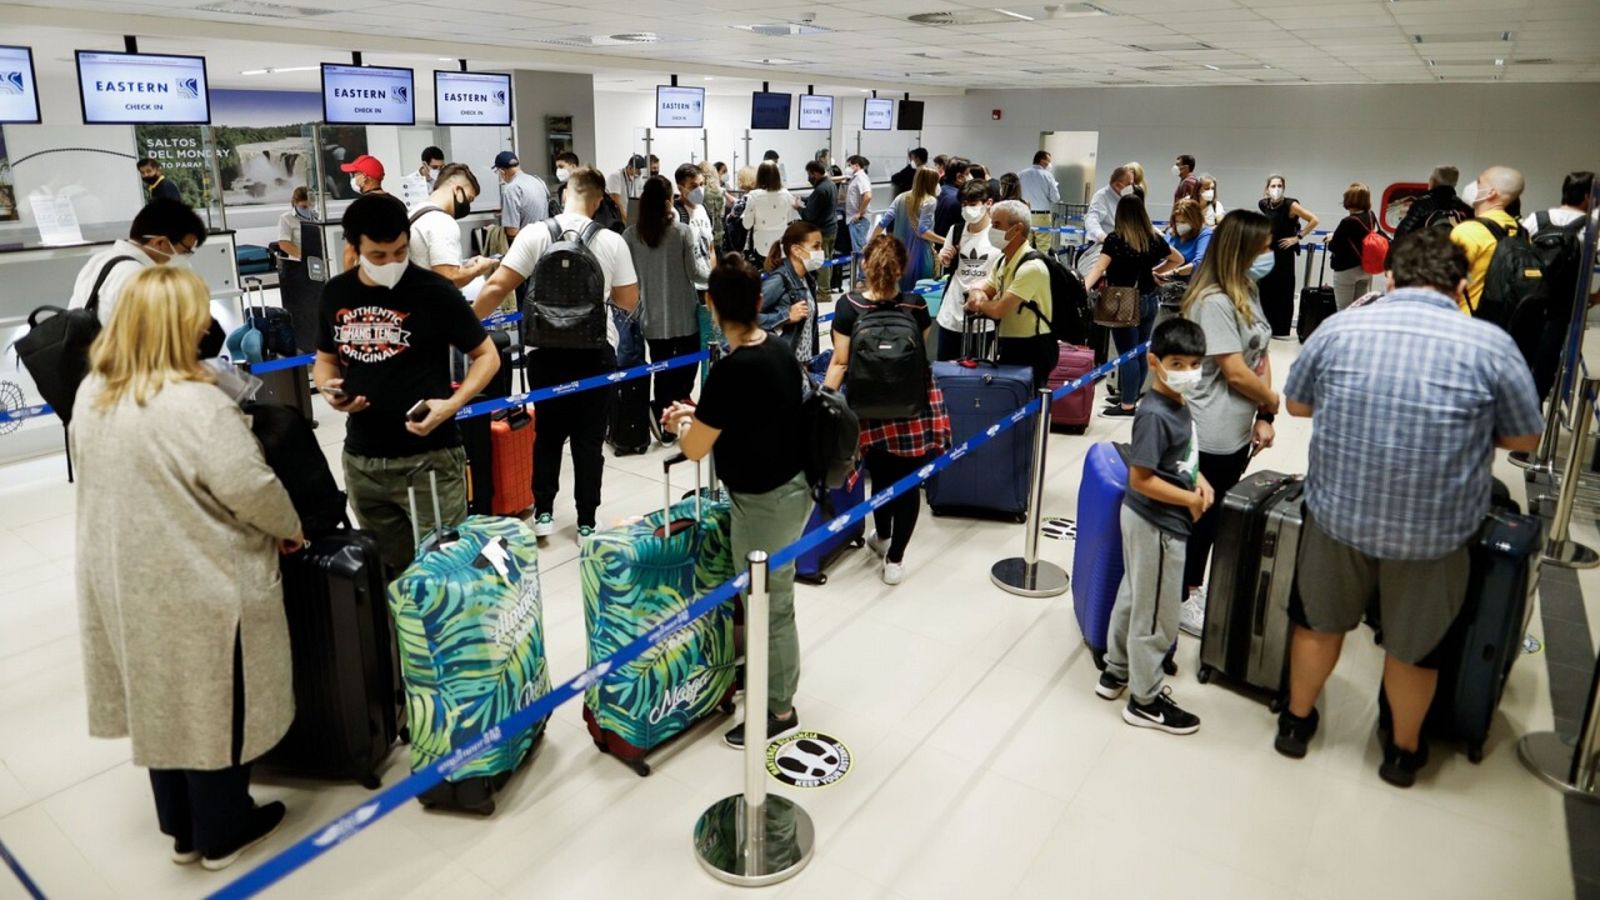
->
xmin=141 ymin=174 xmax=159 ymax=186
xmin=452 ymin=188 xmax=471 ymax=220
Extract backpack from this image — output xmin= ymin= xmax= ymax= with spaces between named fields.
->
xmin=1356 ymin=215 xmax=1390 ymax=274
xmin=843 ymin=294 xmax=931 ymax=419
xmin=1019 ymin=250 xmax=1092 ymax=345
xmin=524 ymin=220 xmax=608 ymax=351
xmin=13 ymin=255 xmax=137 ymax=423
xmin=723 ymin=198 xmax=751 ymax=261
xmin=1471 ymin=218 xmax=1548 ymax=349
xmin=1422 ymin=203 xmax=1470 ymax=233
xmin=245 ymin=401 xmax=348 ymax=537
xmin=592 ymin=191 xmax=625 ymax=234
xmin=1529 ymin=211 xmax=1587 ymax=322
xmin=802 ymin=381 xmax=860 ymax=494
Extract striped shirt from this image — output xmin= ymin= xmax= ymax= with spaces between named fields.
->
xmin=1282 ymin=287 xmax=1543 ymax=560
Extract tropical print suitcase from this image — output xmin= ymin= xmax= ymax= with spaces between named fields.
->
xmin=388 ymin=483 xmax=550 ymax=815
xmin=580 ymin=456 xmax=737 ymax=775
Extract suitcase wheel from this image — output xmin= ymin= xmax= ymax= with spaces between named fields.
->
xmin=849 ymin=537 xmax=865 ymax=549
xmin=628 ymin=758 xmax=652 ymax=778
xmin=1267 ymin=695 xmax=1284 ymax=714
xmin=1013 ymin=513 xmax=1027 ymax=525
xmin=718 ymin=699 xmax=736 ymax=715
xmin=361 ymin=774 xmax=382 ymax=791
xmin=1090 ymin=646 xmax=1106 ymax=672
xmin=1196 ymin=664 xmax=1214 ymax=685
xmin=1468 ymin=743 xmax=1484 ymax=764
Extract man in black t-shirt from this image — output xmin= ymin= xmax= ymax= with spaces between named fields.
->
xmin=314 ymin=194 xmax=501 ymax=569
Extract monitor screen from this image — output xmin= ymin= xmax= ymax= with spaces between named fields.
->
xmin=656 ymin=84 xmax=705 ymax=129
xmin=863 ymin=97 xmax=893 ymax=131
xmin=0 ymin=46 xmax=41 ymax=124
xmin=797 ymin=94 xmax=833 ymax=131
xmin=75 ymin=50 xmax=210 ymax=125
xmin=897 ymin=99 xmax=924 ymax=131
xmin=322 ymin=63 xmax=415 ymax=125
xmin=751 ymin=91 xmax=792 ymax=130
xmin=434 ymin=70 xmax=511 ymax=126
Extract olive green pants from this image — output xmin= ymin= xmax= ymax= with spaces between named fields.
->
xmin=342 ymin=446 xmax=468 ymax=572
xmin=730 ymin=472 xmax=812 ymax=714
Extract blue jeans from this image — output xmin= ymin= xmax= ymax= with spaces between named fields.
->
xmin=849 ymin=218 xmax=872 ymax=278
xmin=1111 ymin=290 xmax=1159 ymax=407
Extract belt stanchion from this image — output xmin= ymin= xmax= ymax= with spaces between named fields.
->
xmin=1542 ymin=376 xmax=1600 ymax=569
xmin=692 ymin=551 xmax=816 ymax=886
xmin=990 ymin=387 xmax=1070 ymax=598
xmin=1518 ymin=638 xmax=1600 ymax=802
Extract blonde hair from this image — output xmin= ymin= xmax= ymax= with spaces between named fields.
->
xmin=736 ymin=166 xmax=758 ymax=192
xmin=1124 ymin=161 xmax=1148 ymax=196
xmin=1181 ymin=210 xmax=1272 ymax=328
xmin=906 ymin=166 xmax=940 ymax=223
xmin=88 ymin=266 xmax=213 ymax=412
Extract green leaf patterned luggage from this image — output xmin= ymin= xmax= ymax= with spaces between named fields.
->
xmin=388 ymin=470 xmax=551 ymax=815
xmin=580 ymin=449 xmax=738 ymax=775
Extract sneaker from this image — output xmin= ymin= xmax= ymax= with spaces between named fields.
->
xmin=1102 ymin=405 xmax=1136 ymax=418
xmin=724 ymin=709 xmax=802 ymax=749
xmin=1095 ymin=670 xmax=1127 ymax=701
xmin=576 ymin=525 xmax=595 ymax=545
xmin=1274 ymin=707 xmax=1320 ymax=759
xmin=865 ymin=529 xmax=890 ymax=558
xmin=1378 ymin=736 xmax=1430 ymax=788
xmin=1179 ymin=587 xmax=1207 ymax=638
xmin=171 ymin=842 xmax=201 ymax=865
xmin=882 ymin=559 xmax=905 ymax=585
xmin=1122 ymin=687 xmax=1201 ymax=735
xmin=200 ymin=801 xmax=286 ymax=872
xmin=532 ymin=513 xmax=555 ymax=538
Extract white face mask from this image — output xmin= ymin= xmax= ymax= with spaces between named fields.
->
xmin=360 ymin=256 xmax=408 ymax=289
xmin=961 ymin=205 xmax=987 ymax=225
xmin=1267 ymin=186 xmax=1285 ymax=201
xmin=555 ymin=167 xmax=571 ymax=183
xmin=1118 ymin=184 xmax=1135 ymax=197
xmin=1175 ymin=223 xmax=1193 ymax=237
xmin=987 ymin=226 xmax=1013 ymax=251
xmin=1163 ymin=366 xmax=1202 ymax=398
xmin=1459 ymin=180 xmax=1481 ymax=207
xmin=1171 ymin=164 xmax=1182 ymax=177
xmin=1201 ymin=189 xmax=1215 ymax=202
xmin=803 ymin=248 xmax=825 ymax=272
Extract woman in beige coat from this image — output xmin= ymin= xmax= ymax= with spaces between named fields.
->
xmin=71 ymin=266 xmax=304 ymax=871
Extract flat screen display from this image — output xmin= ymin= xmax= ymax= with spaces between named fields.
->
xmin=656 ymin=85 xmax=705 ymax=128
xmin=322 ymin=63 xmax=415 ymax=125
xmin=76 ymin=50 xmax=210 ymax=125
xmin=0 ymin=45 xmax=41 ymax=124
xmin=863 ymin=97 xmax=893 ymax=131
xmin=751 ymin=91 xmax=792 ymax=130
xmin=797 ymin=94 xmax=833 ymax=131
xmin=434 ymin=70 xmax=511 ymax=126
xmin=898 ymin=99 xmax=925 ymax=131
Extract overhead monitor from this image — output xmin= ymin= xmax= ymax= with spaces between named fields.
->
xmin=0 ymin=45 xmax=41 ymax=124
xmin=656 ymin=84 xmax=705 ymax=128
xmin=434 ymin=70 xmax=512 ymax=126
xmin=321 ymin=62 xmax=415 ymax=125
xmin=75 ymin=50 xmax=210 ymax=125
xmin=751 ymin=91 xmax=792 ymax=130
xmin=863 ymin=97 xmax=893 ymax=131
xmin=898 ymin=99 xmax=924 ymax=131
xmin=797 ymin=94 xmax=833 ymax=131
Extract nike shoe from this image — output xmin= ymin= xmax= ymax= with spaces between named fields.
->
xmin=1096 ymin=670 xmax=1127 ymax=701
xmin=576 ymin=525 xmax=596 ymax=545
xmin=532 ymin=513 xmax=555 ymax=538
xmin=1122 ymin=687 xmax=1201 ymax=735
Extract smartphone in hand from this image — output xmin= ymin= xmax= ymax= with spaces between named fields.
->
xmin=406 ymin=400 xmax=431 ymax=423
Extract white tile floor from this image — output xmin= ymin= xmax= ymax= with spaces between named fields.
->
xmin=0 ymin=338 xmax=1590 ymax=900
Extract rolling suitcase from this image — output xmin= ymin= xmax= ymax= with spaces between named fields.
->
xmin=1072 ymin=443 xmax=1128 ymax=669
xmin=927 ymin=319 xmax=1034 ymax=521
xmin=488 ymin=407 xmax=536 ymax=515
xmin=1296 ymin=249 xmax=1337 ymax=344
xmin=795 ymin=466 xmax=867 ymax=585
xmin=264 ymin=527 xmax=398 ymax=788
xmin=388 ymin=471 xmax=551 ymax=815
xmin=608 ymin=303 xmax=651 ymax=455
xmin=1196 ymin=472 xmax=1304 ymax=708
xmin=1047 ymin=343 xmax=1094 ymax=433
xmin=581 ymin=448 xmax=737 ymax=775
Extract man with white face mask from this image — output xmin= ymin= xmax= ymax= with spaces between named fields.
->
xmin=1082 ymin=165 xmax=1136 ymax=275
xmin=314 ymin=194 xmax=501 ymax=569
xmin=963 ymin=199 xmax=1059 ymax=388
xmin=1450 ymin=165 xmax=1526 ymax=316
xmin=70 ymin=198 xmax=206 ymax=325
xmin=933 ymin=179 xmax=1002 ymax=360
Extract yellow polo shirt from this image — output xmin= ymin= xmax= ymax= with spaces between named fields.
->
xmin=1450 ymin=209 xmax=1518 ymax=315
xmin=994 ymin=246 xmax=1052 ymax=339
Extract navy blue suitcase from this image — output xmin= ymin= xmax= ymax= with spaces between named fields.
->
xmin=926 ymin=360 xmax=1034 ymax=521
xmin=1072 ymin=443 xmax=1127 ymax=669
xmin=795 ymin=468 xmax=866 ymax=585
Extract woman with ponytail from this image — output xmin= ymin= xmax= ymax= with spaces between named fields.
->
xmin=759 ymin=220 xmax=823 ymax=362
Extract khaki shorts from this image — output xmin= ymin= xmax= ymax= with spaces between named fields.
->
xmin=1293 ymin=508 xmax=1469 ymax=666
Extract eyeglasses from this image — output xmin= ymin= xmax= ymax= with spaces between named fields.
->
xmin=143 ymin=235 xmax=197 ymax=256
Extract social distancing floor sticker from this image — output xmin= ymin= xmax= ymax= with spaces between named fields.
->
xmin=766 ymin=732 xmax=852 ymax=788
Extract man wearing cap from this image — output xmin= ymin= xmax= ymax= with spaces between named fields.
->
xmin=340 ymin=154 xmax=387 ymax=196
xmin=606 ymin=155 xmax=648 ymax=227
xmin=493 ymin=151 xmax=550 ymax=239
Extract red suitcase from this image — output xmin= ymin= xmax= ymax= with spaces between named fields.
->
xmin=1048 ymin=343 xmax=1094 ymax=432
xmin=489 ymin=406 xmax=535 ymax=516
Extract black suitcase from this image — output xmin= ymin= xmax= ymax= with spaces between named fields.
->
xmin=607 ymin=304 xmax=650 ymax=456
xmin=263 ymin=528 xmax=400 ymax=788
xmin=274 ymin=253 xmax=323 ymax=354
xmin=1297 ymin=250 xmax=1336 ymax=343
xmin=1197 ymin=471 xmax=1304 ymax=709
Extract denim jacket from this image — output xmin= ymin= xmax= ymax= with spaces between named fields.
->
xmin=760 ymin=262 xmax=818 ymax=360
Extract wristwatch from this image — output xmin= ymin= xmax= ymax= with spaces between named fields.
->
xmin=1256 ymin=411 xmax=1276 ymax=425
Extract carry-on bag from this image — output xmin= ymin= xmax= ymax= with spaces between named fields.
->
xmin=607 ymin=303 xmax=651 ymax=455
xmin=795 ymin=465 xmax=867 ymax=585
xmin=927 ymin=317 xmax=1034 ymax=521
xmin=1047 ymin=343 xmax=1095 ymax=433
xmin=488 ymin=407 xmax=536 ymax=515
xmin=231 ymin=277 xmax=312 ymax=421
xmin=1296 ymin=249 xmax=1337 ymax=343
xmin=273 ymin=248 xmax=323 ymax=354
xmin=245 ymin=401 xmax=346 ymax=537
xmin=1072 ymin=443 xmax=1129 ymax=669
xmin=388 ymin=470 xmax=551 ymax=815
xmin=1196 ymin=472 xmax=1304 ymax=708
xmin=580 ymin=442 xmax=737 ymax=775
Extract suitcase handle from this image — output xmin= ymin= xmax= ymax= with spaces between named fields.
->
xmin=405 ymin=464 xmax=459 ymax=553
xmin=662 ymin=419 xmax=703 ymax=526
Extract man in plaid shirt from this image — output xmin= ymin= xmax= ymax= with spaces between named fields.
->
xmin=1273 ymin=228 xmax=1543 ymax=787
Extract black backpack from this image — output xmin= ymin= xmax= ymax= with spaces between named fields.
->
xmin=524 ymin=220 xmax=608 ymax=351
xmin=1471 ymin=219 xmax=1548 ymax=350
xmin=245 ymin=401 xmax=348 ymax=537
xmin=802 ymin=382 xmax=860 ymax=495
xmin=1423 ymin=203 xmax=1470 ymax=233
xmin=14 ymin=255 xmax=137 ymax=424
xmin=844 ymin=294 xmax=930 ymax=419
xmin=1530 ymin=211 xmax=1587 ymax=322
xmin=723 ymin=198 xmax=752 ymax=261
xmin=592 ymin=192 xmax=625 ymax=234
xmin=1019 ymin=250 xmax=1092 ymax=345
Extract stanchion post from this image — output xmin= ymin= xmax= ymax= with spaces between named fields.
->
xmin=693 ymin=552 xmax=815 ymax=886
xmin=1544 ymin=376 xmax=1600 ymax=569
xmin=1519 ymin=645 xmax=1600 ymax=802
xmin=991 ymin=388 xmax=1070 ymax=597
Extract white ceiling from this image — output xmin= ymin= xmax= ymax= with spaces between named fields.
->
xmin=4 ymin=0 xmax=1599 ymax=91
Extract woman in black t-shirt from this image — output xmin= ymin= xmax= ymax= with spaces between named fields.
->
xmin=1324 ymin=181 xmax=1385 ymax=310
xmin=662 ymin=254 xmax=810 ymax=750
xmin=1257 ymin=174 xmax=1320 ymax=337
xmin=1084 ymin=195 xmax=1184 ymax=416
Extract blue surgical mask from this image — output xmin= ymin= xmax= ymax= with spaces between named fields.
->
xmin=687 ymin=187 xmax=705 ymax=206
xmin=1248 ymin=251 xmax=1275 ymax=281
xmin=293 ymin=206 xmax=315 ymax=221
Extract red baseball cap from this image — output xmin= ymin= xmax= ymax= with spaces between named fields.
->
xmin=339 ymin=154 xmax=385 ymax=180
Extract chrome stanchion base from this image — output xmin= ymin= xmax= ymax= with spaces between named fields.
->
xmin=1517 ymin=731 xmax=1600 ymax=802
xmin=693 ymin=795 xmax=815 ymax=887
xmin=990 ymin=558 xmax=1070 ymax=598
xmin=1544 ymin=540 xmax=1600 ymax=569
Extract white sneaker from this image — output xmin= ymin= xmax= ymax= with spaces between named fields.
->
xmin=865 ymin=529 xmax=890 ymax=558
xmin=1179 ymin=587 xmax=1206 ymax=638
xmin=532 ymin=513 xmax=554 ymax=538
xmin=882 ymin=560 xmax=905 ymax=585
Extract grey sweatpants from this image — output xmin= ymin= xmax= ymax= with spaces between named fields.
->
xmin=1104 ymin=506 xmax=1189 ymax=704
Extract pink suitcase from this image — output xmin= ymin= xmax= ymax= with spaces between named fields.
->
xmin=1048 ymin=343 xmax=1094 ymax=432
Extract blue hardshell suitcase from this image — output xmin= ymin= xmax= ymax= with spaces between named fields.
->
xmin=795 ymin=466 xmax=867 ymax=585
xmin=1072 ymin=443 xmax=1128 ymax=668
xmin=926 ymin=360 xmax=1034 ymax=520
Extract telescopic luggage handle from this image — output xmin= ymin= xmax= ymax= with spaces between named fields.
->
xmin=661 ymin=419 xmax=703 ymax=528
xmin=405 ymin=463 xmax=459 ymax=552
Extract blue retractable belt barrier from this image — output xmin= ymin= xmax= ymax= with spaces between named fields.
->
xmin=0 ymin=838 xmax=45 ymax=900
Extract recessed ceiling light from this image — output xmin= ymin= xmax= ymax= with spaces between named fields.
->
xmin=239 ymin=65 xmax=319 ymax=75
xmin=994 ymin=8 xmax=1035 ymax=21
xmin=704 ymin=76 xmax=714 ymax=81
xmin=1202 ymin=64 xmax=1220 ymax=71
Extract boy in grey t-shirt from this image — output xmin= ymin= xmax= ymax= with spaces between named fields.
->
xmin=1096 ymin=318 xmax=1214 ymax=735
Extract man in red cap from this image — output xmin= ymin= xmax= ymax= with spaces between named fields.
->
xmin=340 ymin=154 xmax=387 ymax=196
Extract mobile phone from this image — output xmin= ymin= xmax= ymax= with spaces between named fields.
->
xmin=406 ymin=400 xmax=431 ymax=423
xmin=322 ymin=384 xmax=346 ymax=400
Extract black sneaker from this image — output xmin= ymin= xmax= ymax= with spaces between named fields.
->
xmin=1274 ymin=707 xmax=1320 ymax=759
xmin=1095 ymin=670 xmax=1127 ymax=701
xmin=1122 ymin=687 xmax=1201 ymax=735
xmin=200 ymin=801 xmax=286 ymax=871
xmin=723 ymin=710 xmax=801 ymax=749
xmin=1102 ymin=405 xmax=1137 ymax=418
xmin=1378 ymin=736 xmax=1430 ymax=788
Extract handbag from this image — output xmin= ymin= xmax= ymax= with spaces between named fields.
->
xmin=1094 ymin=285 xmax=1140 ymax=328
xmin=1157 ymin=279 xmax=1188 ymax=311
